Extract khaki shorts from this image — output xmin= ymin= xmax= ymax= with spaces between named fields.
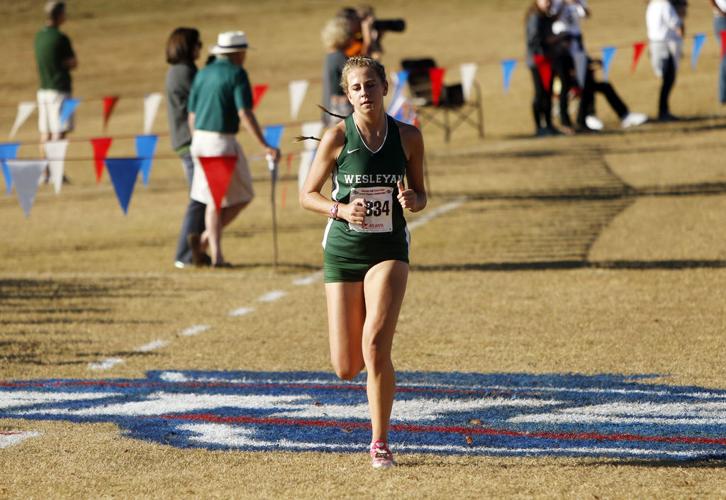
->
xmin=37 ymin=89 xmax=73 ymax=135
xmin=189 ymin=130 xmax=254 ymax=207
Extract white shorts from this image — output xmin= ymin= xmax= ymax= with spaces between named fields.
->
xmin=190 ymin=130 xmax=254 ymax=207
xmin=37 ymin=89 xmax=73 ymax=135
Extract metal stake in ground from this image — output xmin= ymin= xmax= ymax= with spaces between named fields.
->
xmin=266 ymin=154 xmax=279 ymax=269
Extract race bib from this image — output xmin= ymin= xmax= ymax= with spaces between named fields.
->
xmin=349 ymin=186 xmax=393 ymax=233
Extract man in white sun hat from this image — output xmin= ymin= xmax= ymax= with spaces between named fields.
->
xmin=187 ymin=31 xmax=280 ymax=267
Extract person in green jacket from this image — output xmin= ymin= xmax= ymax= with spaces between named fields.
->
xmin=35 ymin=1 xmax=77 ymax=143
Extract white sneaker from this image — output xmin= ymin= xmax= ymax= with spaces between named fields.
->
xmin=584 ymin=115 xmax=604 ymax=131
xmin=621 ymin=112 xmax=648 ymax=129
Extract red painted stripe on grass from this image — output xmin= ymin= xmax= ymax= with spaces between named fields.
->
xmin=162 ymin=413 xmax=726 ymax=447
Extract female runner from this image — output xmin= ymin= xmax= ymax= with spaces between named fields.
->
xmin=300 ymin=56 xmax=426 ymax=469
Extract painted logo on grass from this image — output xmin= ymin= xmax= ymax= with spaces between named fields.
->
xmin=1 ymin=371 xmax=725 ymax=460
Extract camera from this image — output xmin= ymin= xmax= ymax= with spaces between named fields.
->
xmin=372 ymin=19 xmax=406 ymax=33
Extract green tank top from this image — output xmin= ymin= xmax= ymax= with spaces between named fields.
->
xmin=322 ymin=113 xmax=409 ymax=262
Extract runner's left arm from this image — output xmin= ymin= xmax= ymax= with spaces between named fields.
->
xmin=397 ymin=124 xmax=427 ymax=213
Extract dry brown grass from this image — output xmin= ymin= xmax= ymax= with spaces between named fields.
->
xmin=2 ymin=0 xmax=726 ymax=498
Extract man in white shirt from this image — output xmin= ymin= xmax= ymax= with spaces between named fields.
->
xmin=712 ymin=0 xmax=726 ymax=104
xmin=646 ymin=0 xmax=684 ymax=120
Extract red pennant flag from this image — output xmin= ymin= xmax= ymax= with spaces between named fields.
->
xmin=90 ymin=137 xmax=113 ymax=183
xmin=429 ymin=68 xmax=445 ymax=106
xmin=533 ymin=55 xmax=552 ymax=93
xmin=253 ymin=84 xmax=269 ymax=109
xmin=199 ymin=156 xmax=237 ymax=212
xmin=721 ymin=30 xmax=726 ymax=59
xmin=102 ymin=96 xmax=119 ymax=131
xmin=632 ymin=42 xmax=646 ymax=72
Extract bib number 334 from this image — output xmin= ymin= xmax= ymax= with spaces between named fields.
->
xmin=349 ymin=186 xmax=393 ymax=233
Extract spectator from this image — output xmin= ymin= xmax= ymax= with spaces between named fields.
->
xmin=576 ymin=57 xmax=648 ymax=130
xmin=187 ymin=31 xmax=280 ymax=267
xmin=165 ymin=27 xmax=209 ymax=269
xmin=525 ymin=0 xmax=561 ymax=136
xmin=35 ymin=0 xmax=77 ymax=182
xmin=321 ymin=17 xmax=353 ymax=126
xmin=712 ymin=0 xmax=726 ymax=104
xmin=646 ymin=0 xmax=684 ymax=121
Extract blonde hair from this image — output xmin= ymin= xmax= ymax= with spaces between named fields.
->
xmin=340 ymin=56 xmax=387 ymax=93
xmin=321 ymin=17 xmax=350 ymax=51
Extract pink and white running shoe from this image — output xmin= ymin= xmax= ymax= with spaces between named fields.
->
xmin=370 ymin=440 xmax=395 ymax=469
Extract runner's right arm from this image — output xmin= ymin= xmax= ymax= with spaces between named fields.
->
xmin=299 ymin=125 xmax=365 ymax=225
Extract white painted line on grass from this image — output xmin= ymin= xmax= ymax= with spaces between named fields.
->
xmin=229 ymin=307 xmax=255 ymax=317
xmin=0 ymin=431 xmax=41 ymax=449
xmin=293 ymin=271 xmax=323 ymax=286
xmin=258 ymin=290 xmax=287 ymax=303
xmin=180 ymin=324 xmax=211 ymax=337
xmin=135 ymin=340 xmax=170 ymax=353
xmin=88 ymin=358 xmax=124 ymax=371
xmin=407 ymin=196 xmax=468 ymax=232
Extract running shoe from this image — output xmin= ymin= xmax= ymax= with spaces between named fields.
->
xmin=370 ymin=440 xmax=395 ymax=470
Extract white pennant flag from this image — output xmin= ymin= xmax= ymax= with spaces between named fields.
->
xmin=10 ymin=102 xmax=37 ymax=138
xmin=301 ymin=121 xmax=323 ymax=151
xmin=143 ymin=93 xmax=163 ymax=134
xmin=460 ymin=63 xmax=478 ymax=102
xmin=289 ymin=80 xmax=309 ymax=120
xmin=298 ymin=150 xmax=315 ymax=192
xmin=43 ymin=140 xmax=69 ymax=194
xmin=7 ymin=160 xmax=47 ymax=217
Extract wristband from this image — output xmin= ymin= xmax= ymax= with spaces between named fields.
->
xmin=329 ymin=202 xmax=339 ymax=219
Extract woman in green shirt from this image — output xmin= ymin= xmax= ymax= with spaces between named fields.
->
xmin=300 ymin=56 xmax=427 ymax=469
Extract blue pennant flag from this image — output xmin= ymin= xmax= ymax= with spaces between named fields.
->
xmin=387 ymin=70 xmax=409 ymax=112
xmin=263 ymin=125 xmax=285 ymax=149
xmin=691 ymin=33 xmax=707 ymax=69
xmin=59 ymin=98 xmax=80 ymax=127
xmin=501 ymin=59 xmax=517 ymax=93
xmin=105 ymin=158 xmax=142 ymax=214
xmin=135 ymin=135 xmax=158 ymax=186
xmin=0 ymin=142 xmax=21 ymax=194
xmin=602 ymin=46 xmax=617 ymax=81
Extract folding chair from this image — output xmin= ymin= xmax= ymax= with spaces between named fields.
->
xmin=401 ymin=58 xmax=484 ymax=142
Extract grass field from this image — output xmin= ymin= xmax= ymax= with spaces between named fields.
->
xmin=2 ymin=0 xmax=726 ymax=498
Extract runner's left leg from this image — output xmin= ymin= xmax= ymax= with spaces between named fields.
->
xmin=362 ymin=260 xmax=409 ymax=443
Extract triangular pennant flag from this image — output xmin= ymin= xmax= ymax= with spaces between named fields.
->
xmin=429 ymin=67 xmax=445 ymax=106
xmin=105 ymin=158 xmax=143 ymax=214
xmin=135 ymin=134 xmax=158 ymax=185
xmin=59 ymin=98 xmax=80 ymax=128
xmin=252 ymin=84 xmax=268 ymax=109
xmin=387 ymin=70 xmax=409 ymax=112
xmin=0 ymin=142 xmax=21 ymax=194
xmin=199 ymin=156 xmax=237 ymax=212
xmin=43 ymin=139 xmax=68 ymax=194
xmin=601 ymin=46 xmax=617 ymax=81
xmin=721 ymin=30 xmax=726 ymax=59
xmin=90 ymin=137 xmax=112 ymax=183
xmin=301 ymin=121 xmax=323 ymax=151
xmin=289 ymin=80 xmax=309 ymax=120
xmin=102 ymin=96 xmax=119 ymax=131
xmin=389 ymin=95 xmax=407 ymax=119
xmin=632 ymin=42 xmax=647 ymax=72
xmin=298 ymin=150 xmax=315 ymax=192
xmin=533 ymin=55 xmax=552 ymax=93
xmin=460 ymin=63 xmax=477 ymax=101
xmin=691 ymin=33 xmax=707 ymax=69
xmin=501 ymin=59 xmax=517 ymax=93
xmin=9 ymin=102 xmax=36 ymax=138
xmin=263 ymin=125 xmax=284 ymax=149
xmin=573 ymin=52 xmax=588 ymax=88
xmin=6 ymin=160 xmax=47 ymax=217
xmin=143 ymin=93 xmax=162 ymax=134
